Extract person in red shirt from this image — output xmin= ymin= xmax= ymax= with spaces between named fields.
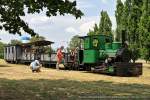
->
xmin=56 ymin=46 xmax=64 ymax=70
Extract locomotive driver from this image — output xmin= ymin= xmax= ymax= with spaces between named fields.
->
xmin=56 ymin=46 xmax=64 ymax=70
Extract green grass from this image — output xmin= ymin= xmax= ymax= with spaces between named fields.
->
xmin=0 ymin=78 xmax=150 ymax=100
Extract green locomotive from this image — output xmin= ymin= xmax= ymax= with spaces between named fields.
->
xmin=77 ymin=34 xmax=142 ymax=76
xmin=80 ymin=35 xmax=120 ymax=63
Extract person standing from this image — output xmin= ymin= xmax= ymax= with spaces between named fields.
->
xmin=56 ymin=46 xmax=64 ymax=70
xmin=70 ymin=49 xmax=76 ymax=69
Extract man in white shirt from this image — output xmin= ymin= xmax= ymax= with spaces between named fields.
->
xmin=30 ymin=57 xmax=42 ymax=72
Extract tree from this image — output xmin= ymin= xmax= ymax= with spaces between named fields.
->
xmin=117 ymin=0 xmax=150 ymax=61
xmin=93 ymin=24 xmax=99 ymax=35
xmin=115 ymin=0 xmax=124 ymax=41
xmin=121 ymin=0 xmax=131 ymax=42
xmin=10 ymin=39 xmax=22 ymax=45
xmin=69 ymin=35 xmax=80 ymax=49
xmin=127 ymin=0 xmax=143 ymax=44
xmin=87 ymin=24 xmax=99 ymax=36
xmin=0 ymin=41 xmax=5 ymax=59
xmin=115 ymin=0 xmax=142 ymax=60
xmin=87 ymin=29 xmax=95 ymax=36
xmin=99 ymin=11 xmax=112 ymax=36
xmin=138 ymin=0 xmax=150 ymax=62
xmin=0 ymin=0 xmax=83 ymax=36
xmin=30 ymin=35 xmax=45 ymax=42
xmin=87 ymin=11 xmax=112 ymax=36
xmin=128 ymin=0 xmax=143 ymax=62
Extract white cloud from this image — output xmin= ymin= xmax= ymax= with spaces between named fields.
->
xmin=21 ymin=15 xmax=50 ymax=25
xmin=77 ymin=1 xmax=95 ymax=9
xmin=101 ymin=0 xmax=108 ymax=4
xmin=30 ymin=16 xmax=49 ymax=24
xmin=0 ymin=14 xmax=116 ymax=46
xmin=65 ymin=27 xmax=79 ymax=34
xmin=79 ymin=21 xmax=96 ymax=33
xmin=101 ymin=0 xmax=126 ymax=4
xmin=0 ymin=32 xmax=20 ymax=43
xmin=79 ymin=15 xmax=116 ymax=34
xmin=102 ymin=0 xmax=126 ymax=4
xmin=0 ymin=29 xmax=8 ymax=34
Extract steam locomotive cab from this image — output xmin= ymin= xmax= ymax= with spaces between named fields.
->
xmin=78 ymin=34 xmax=142 ymax=76
xmin=78 ymin=35 xmax=118 ymax=69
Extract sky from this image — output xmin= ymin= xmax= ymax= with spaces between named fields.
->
xmin=0 ymin=0 xmax=126 ymax=48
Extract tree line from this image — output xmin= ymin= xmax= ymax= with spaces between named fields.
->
xmin=115 ymin=0 xmax=150 ymax=61
xmin=70 ymin=0 xmax=150 ymax=61
xmin=0 ymin=0 xmax=149 ymax=61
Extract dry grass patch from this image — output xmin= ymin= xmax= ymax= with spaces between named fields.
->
xmin=0 ymin=59 xmax=150 ymax=84
xmin=0 ymin=59 xmax=150 ymax=99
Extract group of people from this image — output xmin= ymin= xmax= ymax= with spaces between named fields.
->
xmin=30 ymin=46 xmax=76 ymax=72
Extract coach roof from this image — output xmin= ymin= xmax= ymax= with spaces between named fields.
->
xmin=5 ymin=40 xmax=54 ymax=47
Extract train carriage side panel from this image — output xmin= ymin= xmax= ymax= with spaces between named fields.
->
xmin=8 ymin=46 xmax=14 ymax=61
xmin=42 ymin=54 xmax=48 ymax=61
xmin=4 ymin=46 xmax=16 ymax=62
xmin=27 ymin=52 xmax=31 ymax=61
xmin=31 ymin=53 xmax=34 ymax=61
xmin=16 ymin=46 xmax=22 ymax=61
xmin=50 ymin=53 xmax=56 ymax=62
xmin=21 ymin=50 xmax=26 ymax=61
xmin=21 ymin=51 xmax=28 ymax=62
xmin=13 ymin=46 xmax=16 ymax=61
xmin=7 ymin=47 xmax=11 ymax=61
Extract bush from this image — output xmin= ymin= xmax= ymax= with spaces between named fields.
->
xmin=0 ymin=53 xmax=4 ymax=59
xmin=129 ymin=43 xmax=140 ymax=62
xmin=140 ymin=48 xmax=150 ymax=62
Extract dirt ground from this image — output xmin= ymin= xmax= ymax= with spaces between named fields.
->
xmin=0 ymin=59 xmax=150 ymax=84
xmin=0 ymin=59 xmax=150 ymax=99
